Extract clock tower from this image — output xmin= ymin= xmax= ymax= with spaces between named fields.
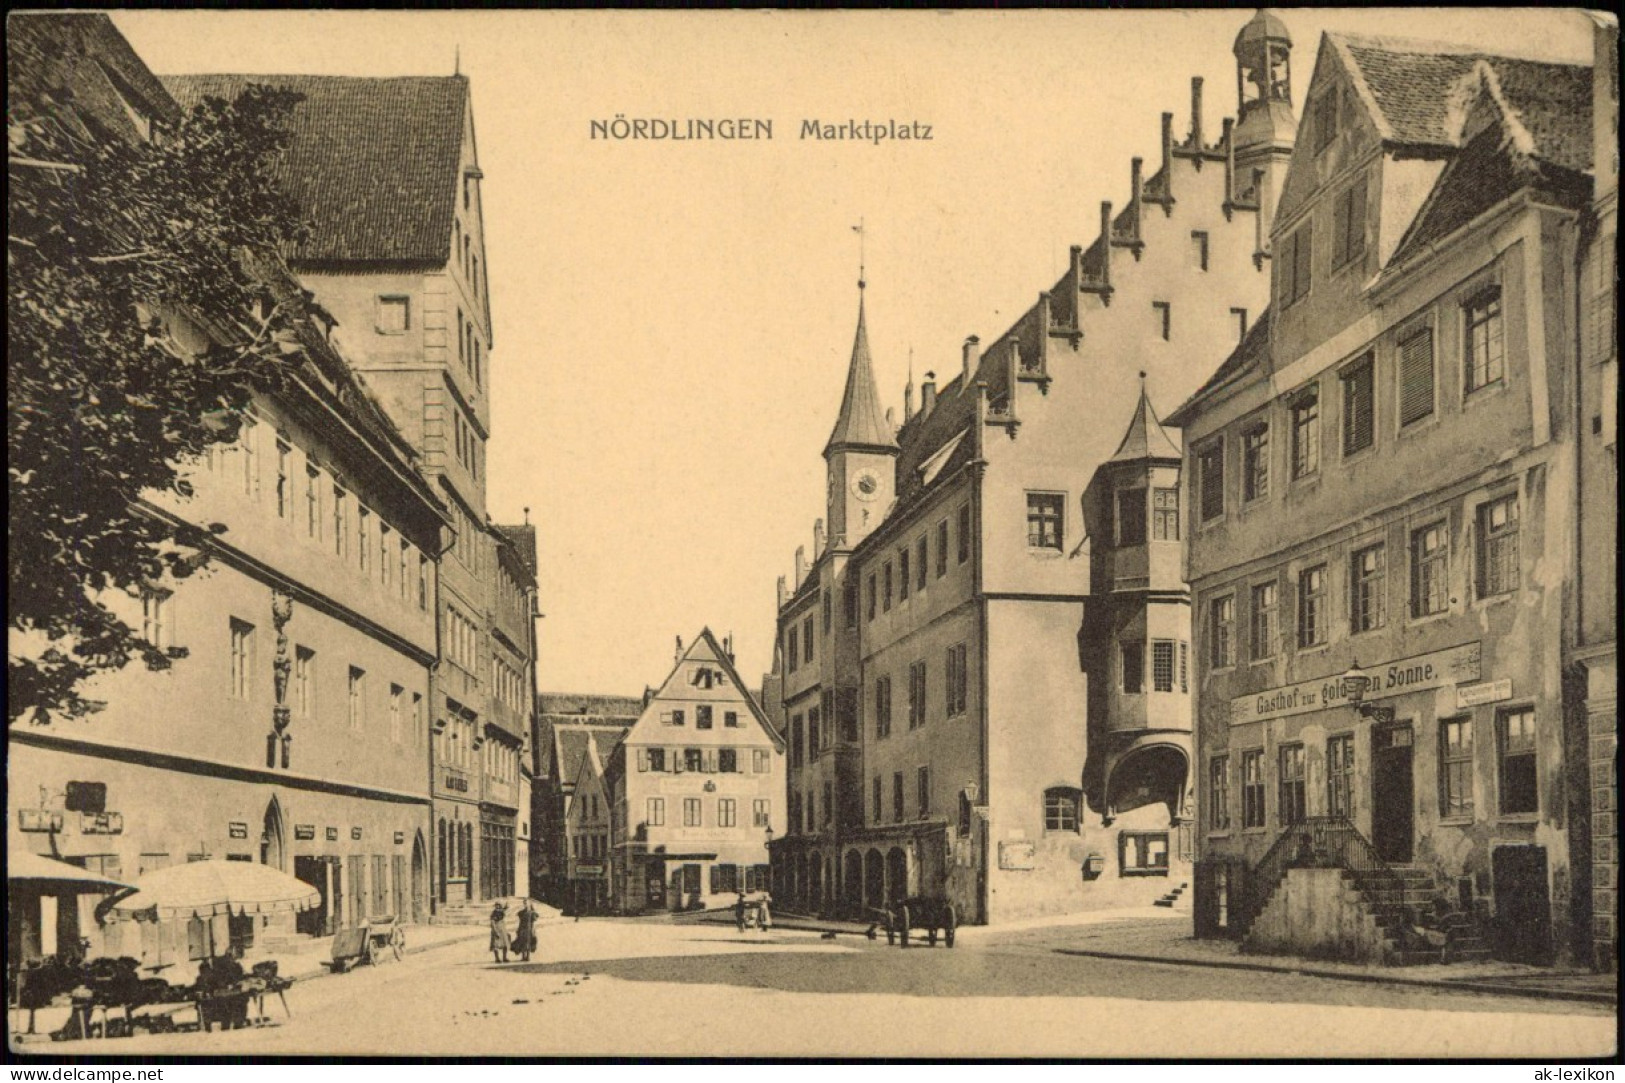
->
xmin=823 ymin=282 xmax=898 ymax=550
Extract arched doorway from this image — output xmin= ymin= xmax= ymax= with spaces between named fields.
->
xmin=886 ymin=847 xmax=908 ymax=902
xmin=1105 ymin=743 xmax=1190 ymax=823
xmin=411 ymin=831 xmax=428 ymax=923
xmin=843 ymin=850 xmax=863 ymax=913
xmin=261 ymin=797 xmax=286 ymax=871
xmin=864 ymin=849 xmax=884 ymax=908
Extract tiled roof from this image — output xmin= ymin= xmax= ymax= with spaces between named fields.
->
xmin=1107 ymin=386 xmax=1182 ymax=465
xmin=1337 ymin=35 xmax=1592 ymax=171
xmin=825 ymin=292 xmax=898 ymax=454
xmin=162 ymin=73 xmax=468 ymax=265
xmin=1390 ymin=118 xmax=1591 ymax=265
xmin=494 ymin=523 xmax=538 ymax=580
xmin=538 ymin=693 xmax=644 ymax=723
xmin=548 ymin=723 xmax=630 ymax=787
xmin=9 ymin=14 xmax=183 ymax=145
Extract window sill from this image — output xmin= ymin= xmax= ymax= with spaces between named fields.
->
xmin=1471 ymin=591 xmax=1517 ymax=611
xmin=1407 ymin=608 xmax=1455 ymax=628
xmin=1437 ymin=816 xmax=1475 ymax=828
xmin=1121 ymin=868 xmax=1171 ymax=878
xmin=1497 ymin=812 xmax=1539 ymax=824
xmin=1295 ymin=641 xmax=1331 ymax=657
xmin=1342 ymin=444 xmax=1378 ymax=467
xmin=1397 ymin=413 xmax=1441 ymax=441
xmin=1464 ymin=379 xmax=1510 ymax=405
xmin=1206 ymin=830 xmax=1233 ymax=840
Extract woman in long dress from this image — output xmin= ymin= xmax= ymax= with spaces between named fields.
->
xmin=488 ymin=903 xmax=508 ymax=963
xmin=512 ymin=901 xmax=537 ymax=961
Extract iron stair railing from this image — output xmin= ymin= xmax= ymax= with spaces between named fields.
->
xmin=1235 ymin=816 xmax=1420 ymax=941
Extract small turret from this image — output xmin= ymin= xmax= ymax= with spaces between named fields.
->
xmin=1232 ymin=9 xmax=1297 ymax=230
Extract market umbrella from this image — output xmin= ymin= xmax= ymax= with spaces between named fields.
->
xmin=110 ymin=860 xmax=320 ymax=921
xmin=8 ymin=850 xmax=135 ymax=895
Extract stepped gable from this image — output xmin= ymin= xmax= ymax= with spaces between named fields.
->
xmin=881 ymin=85 xmax=1253 ymax=523
xmin=163 ymin=73 xmax=469 ymax=266
xmin=1167 ymin=307 xmax=1272 ymax=426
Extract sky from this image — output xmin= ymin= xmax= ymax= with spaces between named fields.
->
xmin=110 ymin=9 xmax=1598 ymax=696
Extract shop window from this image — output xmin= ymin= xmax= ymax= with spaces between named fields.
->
xmin=1120 ymin=831 xmax=1170 ymax=876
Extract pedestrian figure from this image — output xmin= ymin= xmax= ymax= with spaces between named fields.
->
xmin=757 ymin=889 xmax=773 ymax=931
xmin=513 ymin=900 xmax=537 ymax=962
xmin=735 ymin=891 xmax=749 ymax=934
xmin=489 ymin=902 xmax=509 ymax=964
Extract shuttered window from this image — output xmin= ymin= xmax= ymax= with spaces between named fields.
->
xmin=1341 ymin=355 xmax=1375 ymax=456
xmin=1399 ymin=327 xmax=1435 ymax=426
xmin=1198 ymin=442 xmax=1225 ymax=521
xmin=1332 ymin=176 xmax=1367 ymax=269
xmin=1281 ymin=221 xmax=1313 ymax=307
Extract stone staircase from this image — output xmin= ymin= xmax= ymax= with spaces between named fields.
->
xmin=1153 ymin=881 xmax=1190 ymax=909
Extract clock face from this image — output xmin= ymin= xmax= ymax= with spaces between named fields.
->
xmin=851 ymin=468 xmax=882 ymax=501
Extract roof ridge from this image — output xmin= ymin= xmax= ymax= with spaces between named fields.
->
xmin=1332 ymin=30 xmax=1590 ymax=68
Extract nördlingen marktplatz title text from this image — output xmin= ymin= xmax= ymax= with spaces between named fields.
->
xmin=590 ymin=116 xmax=933 ymax=143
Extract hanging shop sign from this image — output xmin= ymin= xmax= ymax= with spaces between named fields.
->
xmin=18 ymin=810 xmax=64 ymax=833
xmin=1230 ymin=642 xmax=1481 ymax=726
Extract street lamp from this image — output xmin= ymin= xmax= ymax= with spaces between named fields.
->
xmin=1342 ymin=659 xmax=1395 ymax=724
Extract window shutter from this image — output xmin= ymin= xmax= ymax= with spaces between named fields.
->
xmin=709 ymin=865 xmax=721 ymax=894
xmin=704 ymin=749 xmax=717 ymax=773
xmin=1342 ymin=358 xmax=1374 ymax=455
xmin=636 ymin=748 xmax=648 ymax=772
xmin=1399 ymin=328 xmax=1435 ymax=425
xmin=674 ymin=753 xmax=684 ymax=774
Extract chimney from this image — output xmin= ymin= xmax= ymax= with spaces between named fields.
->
xmin=776 ymin=574 xmax=787 ymax=610
xmin=1190 ymin=76 xmax=1204 ymax=150
xmin=920 ymin=370 xmax=938 ymax=417
xmin=813 ymin=518 xmax=826 ymax=559
xmin=794 ymin=545 xmax=807 ymax=590
xmin=962 ymin=336 xmax=980 ymax=384
xmin=885 ymin=407 xmax=897 ymax=433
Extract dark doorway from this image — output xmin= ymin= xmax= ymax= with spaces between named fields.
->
xmin=646 ymin=861 xmax=666 ymax=909
xmin=295 ymin=855 xmax=335 ymax=937
xmin=1370 ymin=723 xmax=1414 ymax=864
xmin=1492 ymin=845 xmax=1553 ymax=965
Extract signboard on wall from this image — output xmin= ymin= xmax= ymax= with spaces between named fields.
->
xmin=394 ymin=831 xmax=406 ymax=845
xmin=295 ymin=824 xmax=316 ymax=841
xmin=228 ymin=822 xmax=248 ymax=840
xmin=1230 ymin=642 xmax=1482 ymax=726
xmin=325 ymin=827 xmax=339 ymax=842
xmin=998 ymin=841 xmax=1036 ymax=871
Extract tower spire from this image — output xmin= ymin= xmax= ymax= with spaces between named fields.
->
xmin=824 ymin=277 xmax=896 ymax=456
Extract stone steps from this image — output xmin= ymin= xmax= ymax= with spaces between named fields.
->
xmin=1153 ymin=881 xmax=1190 ymax=908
